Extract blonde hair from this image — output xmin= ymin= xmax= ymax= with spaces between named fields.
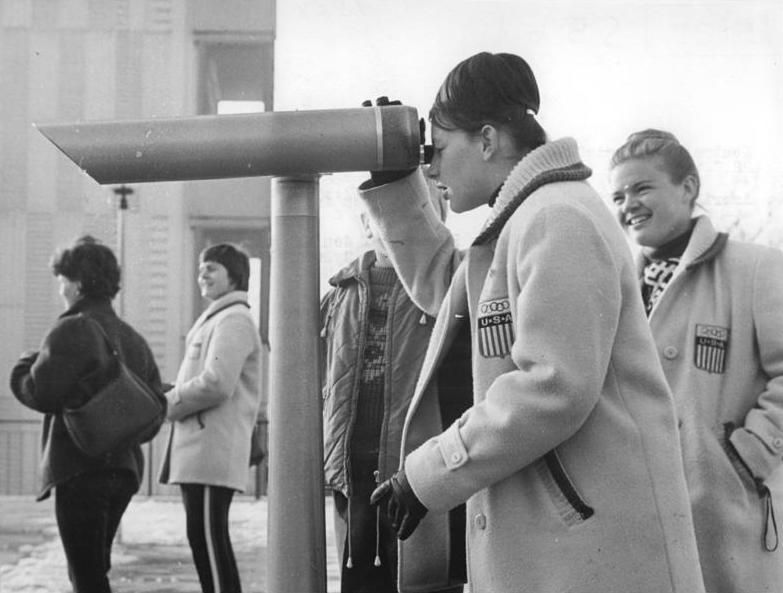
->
xmin=610 ymin=129 xmax=700 ymax=201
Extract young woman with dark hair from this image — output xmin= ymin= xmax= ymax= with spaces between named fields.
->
xmin=11 ymin=235 xmax=164 ymax=593
xmin=363 ymin=52 xmax=706 ymax=593
xmin=158 ymin=243 xmax=262 ymax=593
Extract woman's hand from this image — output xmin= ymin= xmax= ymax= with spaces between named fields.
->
xmin=361 ymin=96 xmax=422 ymax=186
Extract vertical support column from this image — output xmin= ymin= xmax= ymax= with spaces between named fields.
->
xmin=267 ymin=175 xmax=326 ymax=593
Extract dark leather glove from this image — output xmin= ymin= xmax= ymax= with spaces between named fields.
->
xmin=361 ymin=96 xmax=423 ymax=186
xmin=370 ymin=469 xmax=428 ymax=540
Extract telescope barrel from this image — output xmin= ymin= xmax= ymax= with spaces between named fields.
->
xmin=35 ymin=106 xmax=423 ymax=184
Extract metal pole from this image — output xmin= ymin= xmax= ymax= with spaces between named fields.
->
xmin=267 ymin=175 xmax=326 ymax=593
xmin=113 ymin=185 xmax=132 ymax=317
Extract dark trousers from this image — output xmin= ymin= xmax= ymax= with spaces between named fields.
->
xmin=180 ymin=483 xmax=241 ymax=593
xmin=55 ymin=469 xmax=136 ymax=593
xmin=334 ymin=488 xmax=464 ymax=593
xmin=334 ymin=488 xmax=398 ymax=593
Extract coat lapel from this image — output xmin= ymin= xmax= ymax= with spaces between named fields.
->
xmin=466 ymin=244 xmax=495 ymax=322
xmin=402 ymin=260 xmax=469 ymax=429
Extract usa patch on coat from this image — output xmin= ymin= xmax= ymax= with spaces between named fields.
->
xmin=478 ymin=297 xmax=514 ymax=358
xmin=694 ymin=324 xmax=729 ymax=374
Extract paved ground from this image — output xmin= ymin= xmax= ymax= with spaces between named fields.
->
xmin=0 ymin=495 xmax=340 ymax=593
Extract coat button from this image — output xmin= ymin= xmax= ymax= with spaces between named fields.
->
xmin=663 ymin=346 xmax=679 ymax=360
xmin=773 ymin=438 xmax=783 ymax=450
xmin=474 ymin=514 xmax=486 ymax=530
xmin=451 ymin=452 xmax=462 ymax=463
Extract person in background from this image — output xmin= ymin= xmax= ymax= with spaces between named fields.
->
xmin=10 ymin=235 xmax=165 ymax=593
xmin=609 ymin=128 xmax=783 ymax=593
xmin=320 ymin=190 xmax=458 ymax=593
xmin=362 ymin=52 xmax=706 ymax=593
xmin=158 ymin=243 xmax=262 ymax=593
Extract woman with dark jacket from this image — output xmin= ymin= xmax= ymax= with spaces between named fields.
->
xmin=10 ymin=235 xmax=165 ymax=593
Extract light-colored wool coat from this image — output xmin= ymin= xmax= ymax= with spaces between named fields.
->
xmin=362 ymin=138 xmax=706 ymax=593
xmin=642 ymin=215 xmax=783 ymax=593
xmin=158 ymin=291 xmax=262 ymax=492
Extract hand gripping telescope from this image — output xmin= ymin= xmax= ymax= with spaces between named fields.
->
xmin=35 ymin=106 xmax=426 ymax=184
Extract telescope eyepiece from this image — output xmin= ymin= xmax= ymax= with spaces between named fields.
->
xmin=420 ymin=145 xmax=434 ymax=165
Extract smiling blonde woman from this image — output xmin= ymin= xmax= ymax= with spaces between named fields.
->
xmin=610 ymin=129 xmax=783 ymax=593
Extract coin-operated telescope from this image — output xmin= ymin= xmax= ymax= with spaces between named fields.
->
xmin=35 ymin=105 xmax=425 ymax=183
xmin=36 ymin=105 xmax=427 ymax=593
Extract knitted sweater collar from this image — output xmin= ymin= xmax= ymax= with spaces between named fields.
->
xmin=473 ymin=137 xmax=592 ymax=245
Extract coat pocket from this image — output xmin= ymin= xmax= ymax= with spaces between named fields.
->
xmin=536 ymin=450 xmax=594 ymax=527
xmin=722 ymin=422 xmax=759 ymax=493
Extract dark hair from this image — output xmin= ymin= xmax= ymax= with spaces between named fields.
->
xmin=610 ymin=129 xmax=701 ymax=200
xmin=200 ymin=243 xmax=250 ymax=291
xmin=429 ymin=52 xmax=547 ymax=151
xmin=51 ymin=235 xmax=121 ymax=299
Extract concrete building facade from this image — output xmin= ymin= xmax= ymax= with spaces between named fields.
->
xmin=0 ymin=0 xmax=275 ymax=496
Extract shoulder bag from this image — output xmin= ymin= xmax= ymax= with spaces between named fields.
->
xmin=63 ymin=317 xmax=166 ymax=457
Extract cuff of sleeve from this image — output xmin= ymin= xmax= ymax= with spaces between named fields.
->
xmin=404 ymin=422 xmax=470 ymax=513
xmin=359 ymin=169 xmax=432 ymax=215
xmin=165 ymin=386 xmax=183 ymax=420
xmin=730 ymin=426 xmax=781 ymax=481
xmin=438 ymin=420 xmax=469 ymax=470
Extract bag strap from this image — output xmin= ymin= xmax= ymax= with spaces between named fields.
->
xmin=203 ymin=300 xmax=250 ymax=323
xmin=82 ymin=315 xmax=123 ymax=363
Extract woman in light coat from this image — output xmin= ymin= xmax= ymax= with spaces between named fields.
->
xmin=159 ymin=243 xmax=262 ymax=593
xmin=609 ymin=129 xmax=783 ymax=593
xmin=366 ymin=52 xmax=706 ymax=593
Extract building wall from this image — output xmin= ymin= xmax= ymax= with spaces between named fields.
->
xmin=0 ymin=0 xmax=274 ymax=496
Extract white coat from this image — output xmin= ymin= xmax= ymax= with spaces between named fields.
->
xmin=158 ymin=291 xmax=262 ymax=492
xmin=642 ymin=215 xmax=783 ymax=593
xmin=362 ymin=138 xmax=706 ymax=593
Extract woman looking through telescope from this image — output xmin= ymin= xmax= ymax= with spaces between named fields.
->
xmin=363 ymin=51 xmax=706 ymax=593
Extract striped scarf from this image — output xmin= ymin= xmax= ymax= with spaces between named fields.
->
xmin=641 ymin=258 xmax=680 ymax=315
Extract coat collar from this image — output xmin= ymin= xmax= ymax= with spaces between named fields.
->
xmin=635 ymin=215 xmax=728 ymax=274
xmin=60 ymin=296 xmax=115 ymax=320
xmin=681 ymin=215 xmax=728 ymax=269
xmin=328 ymin=250 xmax=378 ymax=287
xmin=199 ymin=290 xmax=249 ymax=323
xmin=473 ymin=138 xmax=593 ymax=245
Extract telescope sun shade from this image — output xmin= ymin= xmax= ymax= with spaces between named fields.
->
xmin=34 ymin=106 xmax=422 ymax=184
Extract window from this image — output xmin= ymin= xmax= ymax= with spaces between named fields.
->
xmin=196 ymin=39 xmax=274 ymax=115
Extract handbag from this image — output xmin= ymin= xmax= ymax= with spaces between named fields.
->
xmin=63 ymin=318 xmax=166 ymax=457
xmin=249 ymin=420 xmax=266 ymax=466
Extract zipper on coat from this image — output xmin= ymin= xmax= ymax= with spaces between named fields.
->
xmin=343 ymin=277 xmax=369 ymax=496
xmin=373 ymin=470 xmax=382 ymax=567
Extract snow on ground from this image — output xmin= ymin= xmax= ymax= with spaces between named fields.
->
xmin=0 ymin=496 xmax=340 ymax=593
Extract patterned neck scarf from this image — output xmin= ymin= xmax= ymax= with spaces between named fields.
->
xmin=641 ymin=258 xmax=680 ymax=315
xmin=639 ymin=223 xmax=694 ymax=316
